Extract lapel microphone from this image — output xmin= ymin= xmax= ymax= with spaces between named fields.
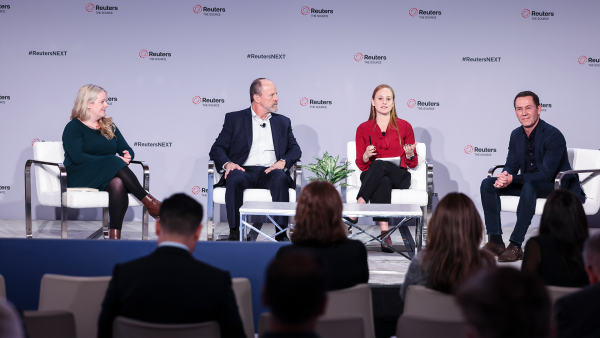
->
xmin=260 ymin=123 xmax=266 ymax=128
xmin=382 ymin=131 xmax=386 ymax=136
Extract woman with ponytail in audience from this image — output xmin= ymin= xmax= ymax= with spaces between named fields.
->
xmin=522 ymin=189 xmax=589 ymax=287
xmin=62 ymin=84 xmax=162 ymax=239
xmin=399 ymin=192 xmax=495 ymax=310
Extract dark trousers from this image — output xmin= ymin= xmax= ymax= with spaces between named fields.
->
xmin=357 ymin=160 xmax=411 ymax=222
xmin=480 ymin=175 xmax=584 ymax=245
xmin=225 ymin=166 xmax=291 ymax=230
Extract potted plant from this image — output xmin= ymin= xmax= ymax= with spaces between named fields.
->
xmin=304 ymin=152 xmax=355 ymax=187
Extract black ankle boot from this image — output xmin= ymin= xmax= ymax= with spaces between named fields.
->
xmin=228 ymin=229 xmax=240 ymax=241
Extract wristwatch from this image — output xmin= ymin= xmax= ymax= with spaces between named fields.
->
xmin=406 ymin=155 xmax=414 ymax=160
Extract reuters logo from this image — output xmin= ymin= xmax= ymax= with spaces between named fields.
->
xmin=521 ymin=9 xmax=530 ymax=18
xmin=139 ymin=49 xmax=148 ymax=58
xmin=464 ymin=145 xmax=474 ymax=154
xmin=301 ymin=6 xmax=310 ymax=15
xmin=193 ymin=5 xmax=202 ymax=14
xmin=192 ymin=96 xmax=202 ymax=105
xmin=32 ymin=138 xmax=40 ymax=146
xmin=300 ymin=97 xmax=309 ymax=106
xmin=354 ymin=53 xmax=363 ymax=62
xmin=192 ymin=186 xmax=201 ymax=195
xmin=579 ymin=55 xmax=588 ymax=65
xmin=407 ymin=99 xmax=416 ymax=108
xmin=86 ymin=3 xmax=94 ymax=12
xmin=409 ymin=8 xmax=418 ymax=17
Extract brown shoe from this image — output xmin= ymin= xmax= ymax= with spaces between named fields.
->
xmin=482 ymin=239 xmax=506 ymax=257
xmin=109 ymin=229 xmax=121 ymax=240
xmin=381 ymin=230 xmax=394 ymax=253
xmin=498 ymin=243 xmax=523 ymax=262
xmin=141 ymin=193 xmax=161 ymax=219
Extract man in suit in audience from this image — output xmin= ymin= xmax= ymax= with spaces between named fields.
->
xmin=97 ymin=193 xmax=245 ymax=338
xmin=209 ymin=78 xmax=302 ymax=241
xmin=554 ymin=232 xmax=600 ymax=337
xmin=480 ymin=90 xmax=585 ymax=262
xmin=262 ymin=252 xmax=327 ymax=338
xmin=456 ymin=267 xmax=551 ymax=338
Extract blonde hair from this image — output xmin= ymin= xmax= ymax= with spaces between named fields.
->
xmin=70 ymin=84 xmax=116 ymax=140
xmin=369 ymin=84 xmax=402 ymax=146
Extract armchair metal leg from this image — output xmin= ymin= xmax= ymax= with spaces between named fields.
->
xmin=25 ymin=161 xmax=33 ymax=238
xmin=103 ymin=208 xmax=109 ymax=239
xmin=142 ymin=207 xmax=148 ymax=240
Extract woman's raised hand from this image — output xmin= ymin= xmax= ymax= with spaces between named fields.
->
xmin=363 ymin=145 xmax=377 ymax=162
xmin=403 ymin=142 xmax=418 ymax=158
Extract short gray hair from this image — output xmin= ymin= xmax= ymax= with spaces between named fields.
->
xmin=250 ymin=78 xmax=267 ymax=103
xmin=584 ymin=232 xmax=600 ymax=271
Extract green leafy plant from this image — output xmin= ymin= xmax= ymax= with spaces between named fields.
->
xmin=304 ymin=152 xmax=355 ymax=186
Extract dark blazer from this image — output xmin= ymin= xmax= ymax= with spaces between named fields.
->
xmin=209 ymin=107 xmax=302 ymax=185
xmin=504 ymin=119 xmax=583 ymax=196
xmin=97 ymin=246 xmax=245 ymax=338
xmin=276 ymin=239 xmax=369 ymax=291
xmin=554 ymin=282 xmax=600 ymax=338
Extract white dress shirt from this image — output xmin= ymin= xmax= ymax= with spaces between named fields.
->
xmin=242 ymin=108 xmax=277 ymax=167
xmin=158 ymin=241 xmax=190 ymax=252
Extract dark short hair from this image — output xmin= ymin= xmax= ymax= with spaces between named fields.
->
xmin=250 ymin=78 xmax=267 ymax=103
xmin=292 ymin=180 xmax=348 ymax=246
xmin=540 ymin=189 xmax=589 ymax=277
xmin=584 ymin=232 xmax=600 ymax=271
xmin=514 ymin=90 xmax=540 ymax=108
xmin=158 ymin=193 xmax=203 ymax=236
xmin=456 ymin=267 xmax=551 ymax=338
xmin=265 ymin=252 xmax=327 ymax=325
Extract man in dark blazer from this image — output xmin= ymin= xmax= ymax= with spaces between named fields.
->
xmin=555 ymin=232 xmax=600 ymax=337
xmin=209 ymin=78 xmax=302 ymax=241
xmin=97 ymin=194 xmax=245 ymax=338
xmin=480 ymin=91 xmax=584 ymax=262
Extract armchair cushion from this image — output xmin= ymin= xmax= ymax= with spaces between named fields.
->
xmin=346 ymin=187 xmax=428 ymax=206
xmin=212 ymin=188 xmax=297 ymax=205
xmin=38 ymin=191 xmax=142 ymax=209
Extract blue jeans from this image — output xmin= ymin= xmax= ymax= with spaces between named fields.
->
xmin=480 ymin=178 xmax=555 ymax=245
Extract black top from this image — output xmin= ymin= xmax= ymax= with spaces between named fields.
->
xmin=554 ymin=283 xmax=600 ymax=338
xmin=276 ymin=239 xmax=369 ymax=291
xmin=97 ymin=246 xmax=245 ymax=338
xmin=263 ymin=331 xmax=320 ymax=338
xmin=513 ymin=124 xmax=539 ymax=185
xmin=522 ymin=235 xmax=589 ymax=287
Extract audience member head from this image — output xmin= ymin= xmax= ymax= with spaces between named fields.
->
xmin=423 ymin=192 xmax=494 ymax=294
xmin=539 ymin=189 xmax=589 ymax=277
xmin=292 ymin=180 xmax=347 ymax=246
xmin=262 ymin=252 xmax=328 ymax=333
xmin=456 ymin=267 xmax=551 ymax=338
xmin=583 ymin=233 xmax=600 ymax=284
xmin=0 ymin=301 xmax=24 ymax=338
xmin=156 ymin=193 xmax=203 ymax=251
xmin=70 ymin=84 xmax=115 ymax=139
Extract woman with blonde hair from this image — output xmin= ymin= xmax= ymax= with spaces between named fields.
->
xmin=62 ymin=84 xmax=161 ymax=239
xmin=345 ymin=84 xmax=418 ymax=252
xmin=277 ymin=180 xmax=368 ymax=290
xmin=400 ymin=193 xmax=495 ymax=309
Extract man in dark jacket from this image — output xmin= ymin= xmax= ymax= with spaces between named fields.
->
xmin=97 ymin=193 xmax=245 ymax=337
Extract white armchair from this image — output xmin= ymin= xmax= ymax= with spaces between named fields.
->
xmin=342 ymin=142 xmax=433 ymax=249
xmin=487 ymin=148 xmax=600 ymax=216
xmin=25 ymin=142 xmax=150 ymax=239
xmin=206 ymin=161 xmax=302 ymax=241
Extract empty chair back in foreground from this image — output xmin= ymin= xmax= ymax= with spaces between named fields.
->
xmin=396 ymin=315 xmax=466 ymax=338
xmin=232 ymin=277 xmax=254 ymax=338
xmin=323 ymin=283 xmax=375 ymax=338
xmin=113 ymin=317 xmax=220 ymax=338
xmin=258 ymin=312 xmax=365 ymax=338
xmin=403 ymin=285 xmax=464 ymax=322
xmin=0 ymin=274 xmax=5 ymax=299
xmin=38 ymin=274 xmax=111 ymax=338
xmin=23 ymin=310 xmax=77 ymax=338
